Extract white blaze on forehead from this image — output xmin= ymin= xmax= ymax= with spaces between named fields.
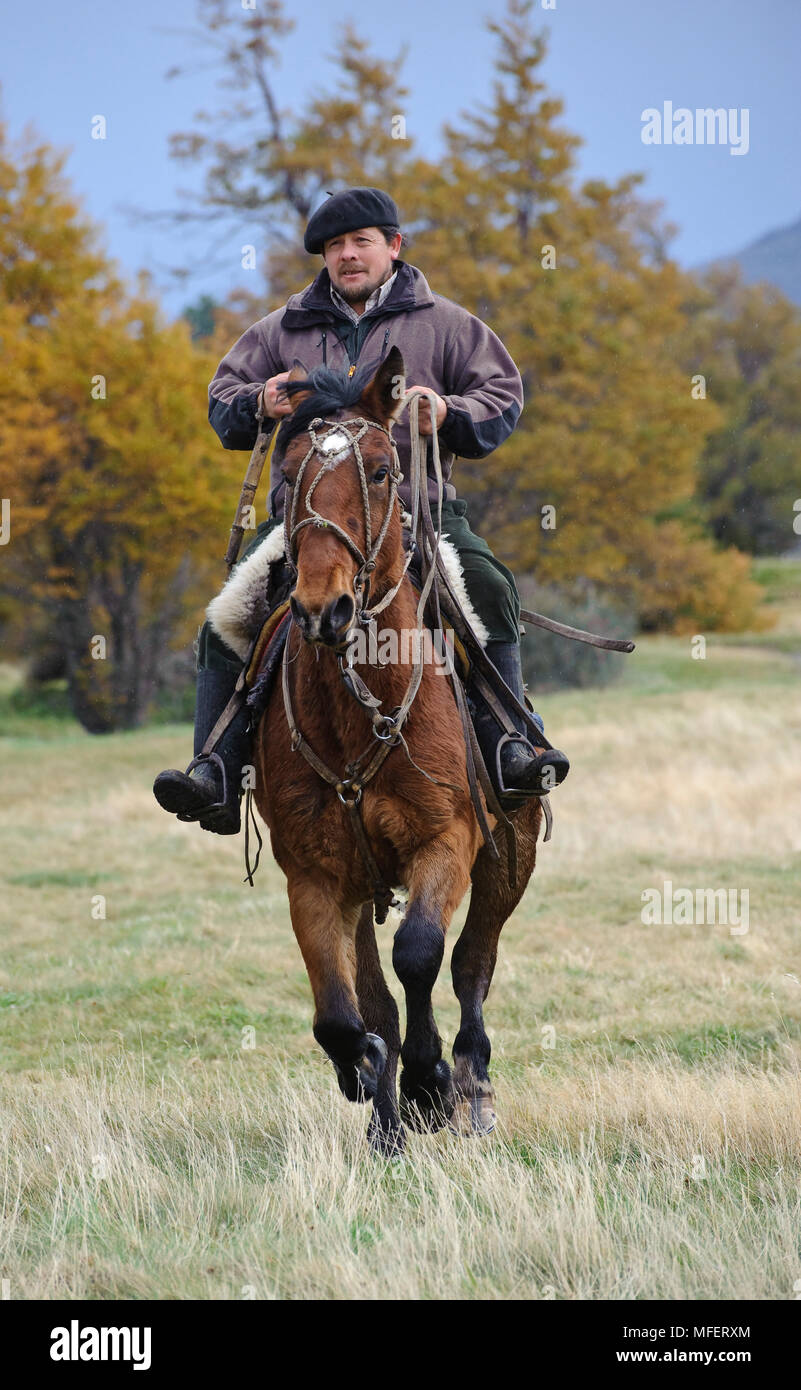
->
xmin=318 ymin=430 xmax=351 ymax=457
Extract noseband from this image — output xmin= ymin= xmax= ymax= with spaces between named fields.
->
xmin=282 ymin=415 xmax=412 ymax=624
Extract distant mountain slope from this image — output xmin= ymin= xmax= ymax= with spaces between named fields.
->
xmin=696 ymin=215 xmax=801 ymax=304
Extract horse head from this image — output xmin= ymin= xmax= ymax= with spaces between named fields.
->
xmin=277 ymin=347 xmax=407 ymax=649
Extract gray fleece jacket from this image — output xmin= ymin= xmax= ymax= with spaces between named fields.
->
xmin=208 ymin=260 xmax=523 ymax=518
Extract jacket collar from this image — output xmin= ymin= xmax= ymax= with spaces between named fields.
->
xmin=281 ymin=260 xmax=434 ymax=329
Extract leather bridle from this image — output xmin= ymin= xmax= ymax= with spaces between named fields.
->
xmin=282 ymin=415 xmax=413 ymax=626
xmin=279 ymin=403 xmax=458 ymax=919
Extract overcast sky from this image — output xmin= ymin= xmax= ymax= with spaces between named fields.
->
xmin=2 ymin=0 xmax=798 ymax=316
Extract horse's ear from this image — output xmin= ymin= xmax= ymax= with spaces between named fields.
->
xmin=360 ymin=346 xmax=406 ymax=424
xmin=285 ymin=359 xmax=312 ymax=412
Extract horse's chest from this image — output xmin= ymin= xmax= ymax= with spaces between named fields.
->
xmin=275 ymin=790 xmax=424 ymax=887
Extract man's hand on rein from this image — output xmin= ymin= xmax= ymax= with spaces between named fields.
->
xmin=261 ymin=372 xmax=294 ymax=420
xmin=404 ymin=385 xmax=447 ymax=435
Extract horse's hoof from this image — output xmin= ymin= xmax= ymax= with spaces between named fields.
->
xmin=365 ymin=1033 xmax=388 ymax=1073
xmin=399 ymin=1058 xmax=455 ymax=1132
xmin=449 ymin=1094 xmax=496 ymax=1136
xmin=334 ymin=1033 xmax=387 ymax=1104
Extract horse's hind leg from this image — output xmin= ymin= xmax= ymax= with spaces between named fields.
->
xmin=450 ymin=802 xmax=541 ymax=1134
xmin=287 ymin=874 xmax=387 ymax=1106
xmin=355 ymin=904 xmax=404 ymax=1157
xmin=394 ymin=825 xmax=474 ymax=1132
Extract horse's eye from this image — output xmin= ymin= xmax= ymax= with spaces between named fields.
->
xmin=372 ymin=467 xmax=389 ymax=484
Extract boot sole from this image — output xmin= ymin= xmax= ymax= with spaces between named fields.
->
xmin=153 ymin=770 xmax=213 ymax=818
xmin=198 ymin=808 xmax=241 ymax=835
xmin=153 ymin=771 xmax=241 ymax=835
xmin=500 ymin=749 xmax=570 ymax=807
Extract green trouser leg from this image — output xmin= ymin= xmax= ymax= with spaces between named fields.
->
xmin=437 ymin=499 xmax=521 ymax=645
xmin=437 ymin=499 xmax=543 ymax=729
xmin=438 ymin=500 xmax=568 ymax=801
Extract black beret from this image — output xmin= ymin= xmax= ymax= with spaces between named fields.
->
xmin=304 ymin=187 xmax=400 ymax=254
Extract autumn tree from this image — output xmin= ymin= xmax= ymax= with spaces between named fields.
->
xmin=683 ymin=266 xmax=801 ymax=555
xmin=390 ymin=4 xmax=766 ymax=631
xmin=183 ymin=293 xmax=219 ymax=339
xmin=163 ymin=0 xmax=765 ymax=631
xmin=0 ymin=126 xmax=234 ymax=730
xmin=164 ymin=0 xmax=411 ymax=314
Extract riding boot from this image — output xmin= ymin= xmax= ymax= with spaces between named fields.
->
xmin=467 ymin=640 xmax=569 ymax=810
xmin=152 ymin=666 xmax=251 ymax=835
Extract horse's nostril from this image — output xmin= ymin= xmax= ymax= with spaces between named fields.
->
xmin=328 ymin=593 xmax=356 ymax=636
xmin=290 ymin=595 xmax=308 ymax=629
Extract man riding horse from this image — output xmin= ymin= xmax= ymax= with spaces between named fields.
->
xmin=153 ymin=186 xmax=569 ymax=834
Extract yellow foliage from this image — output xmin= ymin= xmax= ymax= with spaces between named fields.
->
xmin=636 ymin=523 xmax=769 ymax=634
xmin=0 ymin=125 xmax=239 ymax=727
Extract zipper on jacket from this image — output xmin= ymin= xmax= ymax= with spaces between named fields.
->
xmin=320 ymin=330 xmax=328 ymax=365
xmin=347 ymin=325 xmax=391 ymax=377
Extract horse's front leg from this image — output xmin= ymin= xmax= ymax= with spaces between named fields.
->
xmin=355 ymin=903 xmax=404 ymax=1157
xmin=287 ymin=875 xmax=387 ymax=1105
xmin=393 ymin=823 xmax=475 ymax=1131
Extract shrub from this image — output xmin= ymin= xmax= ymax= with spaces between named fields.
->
xmin=516 ymin=579 xmax=635 ymax=692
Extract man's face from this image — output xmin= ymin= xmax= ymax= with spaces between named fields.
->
xmin=323 ymin=226 xmax=402 ymax=304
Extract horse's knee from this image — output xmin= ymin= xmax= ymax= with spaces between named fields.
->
xmin=392 ymin=901 xmax=444 ymax=991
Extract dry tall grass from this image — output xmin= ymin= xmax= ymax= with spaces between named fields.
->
xmin=1 ymin=1050 xmax=799 ymax=1300
xmin=1 ymin=626 xmax=799 ymax=1299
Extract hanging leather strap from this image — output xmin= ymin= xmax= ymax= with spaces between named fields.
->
xmin=224 ymin=395 xmax=273 ymax=572
xmin=520 ymin=608 xmax=635 ymax=653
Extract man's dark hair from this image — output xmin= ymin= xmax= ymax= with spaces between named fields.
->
xmin=378 ymin=224 xmax=409 ymax=249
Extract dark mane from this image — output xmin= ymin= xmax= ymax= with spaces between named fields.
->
xmin=277 ymin=358 xmax=382 ymax=447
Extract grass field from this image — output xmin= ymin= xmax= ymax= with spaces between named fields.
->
xmin=1 ymin=561 xmax=799 ymax=1300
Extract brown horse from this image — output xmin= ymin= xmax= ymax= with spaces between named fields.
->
xmin=254 ymin=347 xmax=542 ymax=1155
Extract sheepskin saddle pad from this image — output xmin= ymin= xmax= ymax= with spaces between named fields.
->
xmin=206 ymin=526 xmax=490 ymax=671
